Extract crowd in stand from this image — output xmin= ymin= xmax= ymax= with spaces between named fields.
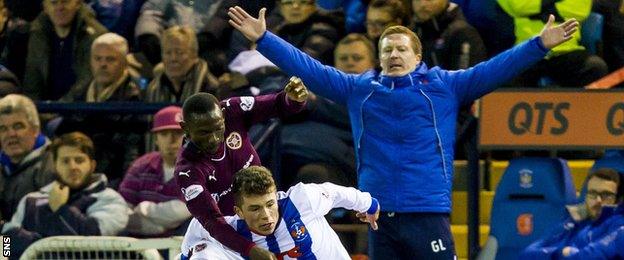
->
xmin=0 ymin=0 xmax=623 ymax=258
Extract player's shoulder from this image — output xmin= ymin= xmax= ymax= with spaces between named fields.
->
xmin=282 ymin=183 xmax=317 ymax=207
xmin=174 ymin=158 xmax=214 ymax=180
xmin=221 ymin=96 xmax=257 ymax=114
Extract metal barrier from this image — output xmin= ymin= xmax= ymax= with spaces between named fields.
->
xmin=20 ymin=236 xmax=183 ymax=260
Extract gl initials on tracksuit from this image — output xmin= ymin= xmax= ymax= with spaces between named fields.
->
xmin=431 ymin=239 xmax=446 ymax=253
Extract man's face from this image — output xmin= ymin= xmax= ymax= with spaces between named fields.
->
xmin=162 ymin=38 xmax=198 ymax=81
xmin=55 ymin=145 xmax=95 ymax=190
xmin=181 ymin=107 xmax=225 ymax=154
xmin=91 ymin=44 xmax=126 ymax=87
xmin=235 ymin=190 xmax=279 ymax=236
xmin=412 ymin=0 xmax=448 ymax=22
xmin=154 ymin=129 xmax=184 ymax=161
xmin=279 ymin=0 xmax=316 ymax=24
xmin=366 ymin=8 xmax=399 ymax=40
xmin=44 ymin=0 xmax=81 ymax=29
xmin=0 ymin=113 xmax=39 ymax=163
xmin=585 ymin=177 xmax=618 ymax=220
xmin=379 ymin=34 xmax=421 ymax=76
xmin=335 ymin=42 xmax=375 ymax=74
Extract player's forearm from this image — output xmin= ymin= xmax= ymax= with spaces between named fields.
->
xmin=134 ymin=200 xmax=192 ymax=227
xmin=320 ymin=182 xmax=376 ymax=213
xmin=186 ymin=193 xmax=255 ymax=255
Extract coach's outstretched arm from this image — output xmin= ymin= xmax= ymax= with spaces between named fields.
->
xmin=449 ymin=15 xmax=580 ymax=106
xmin=228 ymin=6 xmax=354 ymax=105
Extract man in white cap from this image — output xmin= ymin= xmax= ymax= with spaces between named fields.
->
xmin=119 ymin=106 xmax=192 ymax=236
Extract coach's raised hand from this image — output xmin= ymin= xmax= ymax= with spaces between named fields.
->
xmin=539 ymin=14 xmax=579 ymax=49
xmin=228 ymin=6 xmax=267 ymax=42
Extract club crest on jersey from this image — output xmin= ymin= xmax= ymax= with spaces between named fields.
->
xmin=289 ymin=221 xmax=308 ymax=242
xmin=226 ymin=132 xmax=242 ymax=150
xmin=240 ymin=96 xmax=255 ymax=111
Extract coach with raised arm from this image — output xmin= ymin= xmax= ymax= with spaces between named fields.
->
xmin=228 ymin=6 xmax=579 ymax=259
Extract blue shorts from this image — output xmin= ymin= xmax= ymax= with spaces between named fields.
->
xmin=368 ymin=212 xmax=456 ymax=259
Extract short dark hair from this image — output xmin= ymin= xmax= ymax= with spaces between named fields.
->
xmin=233 ymin=166 xmax=276 ymax=206
xmin=587 ymin=168 xmax=622 ymax=200
xmin=368 ymin=0 xmax=409 ymax=25
xmin=51 ymin=132 xmax=95 ymax=160
xmin=182 ymin=92 xmax=219 ymax=123
xmin=588 ymin=168 xmax=621 ymax=186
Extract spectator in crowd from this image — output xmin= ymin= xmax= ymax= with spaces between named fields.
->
xmin=174 ymin=78 xmax=307 ymax=259
xmin=280 ymin=34 xmax=376 ymax=188
xmin=146 ymin=26 xmax=220 ymax=102
xmin=593 ymin=0 xmax=624 ymax=73
xmin=84 ymin=32 xmax=142 ymax=102
xmin=317 ymin=0 xmax=367 ymax=33
xmin=0 ymin=94 xmax=55 ymax=226
xmin=1 ymin=132 xmax=130 ymax=258
xmin=0 ymin=0 xmax=30 ymax=82
xmin=365 ymin=0 xmax=408 ymax=44
xmin=229 ymin=5 xmax=578 ymax=258
xmin=23 ymin=0 xmax=107 ymax=101
xmin=219 ymin=43 xmax=285 ymax=97
xmin=271 ymin=0 xmax=341 ymax=65
xmin=180 ymin=165 xmax=380 ymax=259
xmin=54 ymin=32 xmax=145 ymax=188
xmin=411 ymin=0 xmax=487 ymax=70
xmin=498 ymin=0 xmax=608 ymax=87
xmin=87 ymin=0 xmax=145 ymax=47
xmin=119 ymin=106 xmax=192 ymax=237
xmin=0 ymin=64 xmax=19 ymax=96
xmin=521 ymin=168 xmax=624 ymax=259
xmin=134 ymin=0 xmax=227 ymax=71
xmin=4 ymin=0 xmax=42 ymax=22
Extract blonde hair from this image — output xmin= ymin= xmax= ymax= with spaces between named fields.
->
xmin=162 ymin=26 xmax=199 ymax=55
xmin=378 ymin=25 xmax=422 ymax=55
xmin=91 ymin=32 xmax=129 ymax=56
xmin=0 ymin=94 xmax=40 ymax=128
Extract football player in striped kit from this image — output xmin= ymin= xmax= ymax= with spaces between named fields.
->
xmin=181 ymin=165 xmax=380 ymax=259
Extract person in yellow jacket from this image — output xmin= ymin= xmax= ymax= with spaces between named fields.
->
xmin=498 ymin=0 xmax=608 ymax=87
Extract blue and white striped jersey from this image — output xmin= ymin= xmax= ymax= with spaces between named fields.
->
xmin=182 ymin=182 xmax=378 ymax=259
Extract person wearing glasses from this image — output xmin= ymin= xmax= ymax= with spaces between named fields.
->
xmin=521 ymin=168 xmax=624 ymax=259
xmin=365 ymin=0 xmax=409 ymax=44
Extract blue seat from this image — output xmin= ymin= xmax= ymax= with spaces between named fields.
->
xmin=580 ymin=12 xmax=604 ymax=55
xmin=486 ymin=157 xmax=576 ymax=260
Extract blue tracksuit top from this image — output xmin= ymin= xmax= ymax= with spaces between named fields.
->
xmin=521 ymin=205 xmax=624 ymax=259
xmin=257 ymin=31 xmax=548 ymax=212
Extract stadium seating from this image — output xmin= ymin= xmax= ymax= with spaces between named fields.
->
xmin=481 ymin=157 xmax=577 ymax=260
xmin=489 ymin=160 xmax=593 ymax=192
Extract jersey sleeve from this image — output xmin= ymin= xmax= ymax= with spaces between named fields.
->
xmin=289 ymin=182 xmax=378 ymax=219
xmin=174 ymin=164 xmax=256 ymax=256
xmin=222 ymin=91 xmax=305 ymax=128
